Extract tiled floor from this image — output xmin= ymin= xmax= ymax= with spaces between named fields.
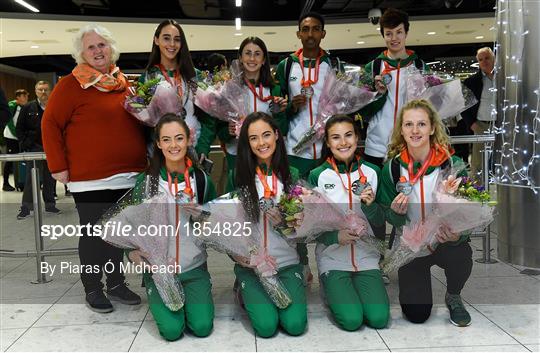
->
xmin=1 ymin=181 xmax=539 ymax=352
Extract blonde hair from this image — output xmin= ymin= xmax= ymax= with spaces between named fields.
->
xmin=387 ymin=99 xmax=451 ymax=159
xmin=71 ymin=24 xmax=120 ymax=65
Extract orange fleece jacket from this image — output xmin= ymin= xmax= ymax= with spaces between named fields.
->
xmin=42 ymin=74 xmax=147 ymax=182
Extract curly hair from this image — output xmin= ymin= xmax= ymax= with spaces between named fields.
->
xmin=387 ymin=99 xmax=451 ymax=159
xmin=72 ymin=24 xmax=120 ymax=65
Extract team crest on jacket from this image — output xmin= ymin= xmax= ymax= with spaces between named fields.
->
xmin=324 ymin=183 xmax=335 ymax=190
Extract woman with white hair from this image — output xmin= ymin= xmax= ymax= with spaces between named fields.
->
xmin=42 ymin=24 xmax=147 ymax=313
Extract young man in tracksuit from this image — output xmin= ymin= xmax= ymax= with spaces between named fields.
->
xmin=360 ymin=8 xmax=428 ymax=168
xmin=358 ymin=8 xmax=428 ymax=253
xmin=275 ymin=12 xmax=337 ymax=281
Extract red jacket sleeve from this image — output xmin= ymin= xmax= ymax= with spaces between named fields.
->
xmin=41 ymin=76 xmax=75 ymax=173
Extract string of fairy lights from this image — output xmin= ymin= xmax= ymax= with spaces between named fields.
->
xmin=491 ymin=0 xmax=540 ymax=193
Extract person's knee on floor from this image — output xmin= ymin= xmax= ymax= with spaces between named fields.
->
xmin=253 ymin=314 xmax=279 ymax=338
xmin=188 ymin=318 xmax=213 ymax=337
xmin=364 ymin=305 xmax=390 ymax=329
xmin=280 ymin=313 xmax=307 ymax=336
xmin=336 ymin=311 xmax=363 ymax=332
xmin=401 ymin=304 xmax=432 ymax=324
xmin=158 ymin=322 xmax=184 ymax=341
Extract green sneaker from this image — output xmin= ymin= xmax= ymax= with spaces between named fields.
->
xmin=445 ymin=293 xmax=471 ymax=327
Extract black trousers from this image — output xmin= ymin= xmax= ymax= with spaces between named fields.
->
xmin=3 ymin=138 xmax=19 ymax=184
xmin=398 ymin=241 xmax=473 ymax=323
xmin=21 ymin=159 xmax=56 ymax=210
xmin=72 ymin=189 xmax=129 ymax=294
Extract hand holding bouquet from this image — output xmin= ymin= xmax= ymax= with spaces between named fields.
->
xmin=293 ymin=68 xmax=379 ymax=154
xmin=194 ymin=70 xmax=249 ymax=136
xmin=406 ymin=68 xmax=478 ymax=120
xmin=124 ymin=79 xmax=184 ymax=127
xmin=381 ymin=161 xmax=496 ymax=274
xmin=188 ymin=191 xmax=293 ymax=309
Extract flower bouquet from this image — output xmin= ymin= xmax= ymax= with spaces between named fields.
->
xmin=406 ymin=68 xmax=478 ymax=120
xmin=197 ymin=67 xmax=232 ymax=90
xmin=381 ymin=160 xmax=496 ymax=274
xmin=124 ymin=78 xmax=184 ymax=127
xmin=194 ymin=60 xmax=251 ymax=137
xmin=185 ymin=190 xmax=292 ymax=309
xmin=98 ymin=175 xmax=185 ymax=311
xmin=273 ymin=184 xmax=385 ymax=254
xmin=292 ymin=68 xmax=379 ymax=154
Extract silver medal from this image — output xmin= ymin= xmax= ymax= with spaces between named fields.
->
xmin=269 ymin=100 xmax=281 ymax=114
xmin=175 ymin=191 xmax=192 ymax=204
xmin=396 ymin=181 xmax=413 ymax=195
xmin=352 ymin=180 xmax=370 ymax=196
xmin=382 ymin=73 xmax=392 ymax=85
xmin=259 ymin=197 xmax=274 ymax=212
xmin=301 ymin=86 xmax=314 ymax=98
xmin=178 ymin=107 xmax=187 ymax=119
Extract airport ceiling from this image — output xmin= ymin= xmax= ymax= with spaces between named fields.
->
xmin=0 ymin=0 xmax=496 ymax=74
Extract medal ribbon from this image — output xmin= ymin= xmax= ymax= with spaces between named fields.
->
xmin=256 ymin=166 xmax=277 ymax=250
xmin=327 ymin=156 xmax=362 ymax=271
xmin=245 ymin=79 xmax=273 ymax=103
xmin=381 ymin=49 xmax=416 ymax=125
xmin=407 ymin=148 xmax=434 ymax=186
xmin=327 ymin=156 xmax=366 ymax=210
xmin=157 ymin=64 xmax=183 ymax=97
xmin=256 ymin=166 xmax=277 ymax=200
xmin=296 ymin=48 xmax=323 ymax=88
xmin=166 ymin=157 xmax=194 ymax=271
xmin=405 ymin=148 xmax=434 ymax=223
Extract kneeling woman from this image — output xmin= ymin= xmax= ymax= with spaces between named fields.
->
xmin=230 ymin=112 xmax=307 ymax=338
xmin=308 ymin=115 xmax=390 ymax=331
xmin=378 ymin=99 xmax=473 ymax=327
xmin=128 ymin=114 xmax=217 ymax=340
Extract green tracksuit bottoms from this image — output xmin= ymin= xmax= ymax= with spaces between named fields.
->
xmin=234 ymin=263 xmax=307 ymax=338
xmin=143 ymin=264 xmax=214 ymax=341
xmin=320 ymin=269 xmax=390 ymax=331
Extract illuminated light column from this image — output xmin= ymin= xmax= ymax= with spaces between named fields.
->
xmin=494 ymin=0 xmax=540 ymax=268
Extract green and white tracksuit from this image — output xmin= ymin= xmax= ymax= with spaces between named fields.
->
xmin=275 ymin=52 xmax=333 ymax=178
xmin=361 ymin=51 xmax=428 ymax=159
xmin=4 ymin=100 xmax=19 ymax=140
xmin=229 ymin=165 xmax=307 ymax=338
xmin=377 ymin=149 xmax=470 ymax=242
xmin=308 ymin=158 xmax=390 ymax=330
xmin=131 ymin=167 xmax=217 ymax=341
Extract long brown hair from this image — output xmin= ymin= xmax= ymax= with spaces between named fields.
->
xmin=235 ymin=112 xmax=291 ymax=222
xmin=147 ymin=114 xmax=191 ymax=177
xmin=145 ymin=19 xmax=196 ymax=81
xmin=387 ymin=99 xmax=451 ymax=159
